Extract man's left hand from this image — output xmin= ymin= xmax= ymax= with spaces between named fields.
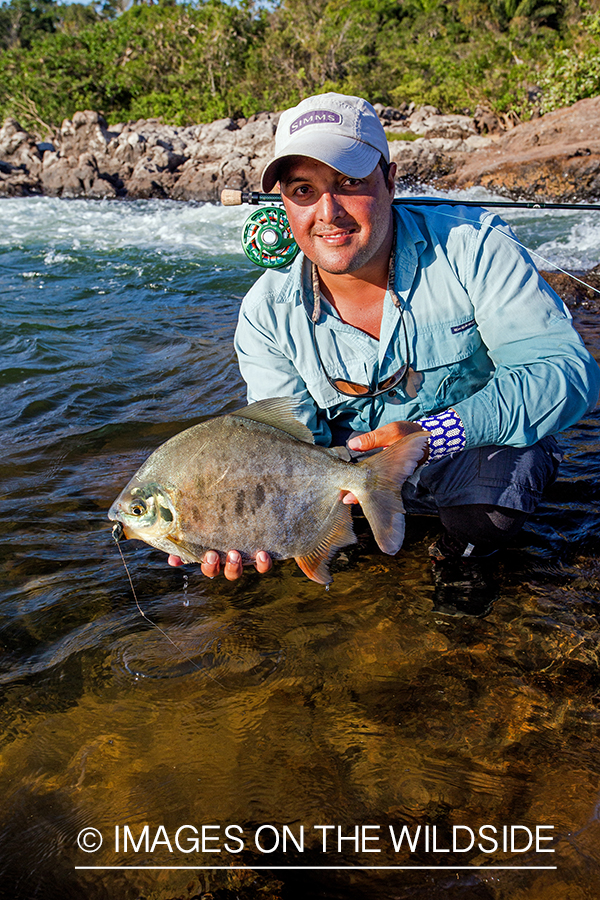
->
xmin=168 ymin=550 xmax=272 ymax=580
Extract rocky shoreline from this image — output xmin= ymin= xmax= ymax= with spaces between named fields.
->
xmin=1 ymin=96 xmax=600 ymax=203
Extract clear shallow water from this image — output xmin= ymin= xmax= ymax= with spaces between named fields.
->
xmin=0 ymin=195 xmax=599 ymax=900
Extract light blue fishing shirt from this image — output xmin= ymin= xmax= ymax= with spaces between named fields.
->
xmin=234 ymin=204 xmax=600 ymax=448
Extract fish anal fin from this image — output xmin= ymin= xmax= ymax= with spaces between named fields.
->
xmin=231 ymin=398 xmax=314 ymax=444
xmin=355 ymin=431 xmax=429 ymax=555
xmin=295 ymin=501 xmax=357 ymax=585
xmin=295 ymin=553 xmax=332 ymax=585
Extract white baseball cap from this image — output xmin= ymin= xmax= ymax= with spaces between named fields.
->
xmin=261 ymin=93 xmax=389 ymax=193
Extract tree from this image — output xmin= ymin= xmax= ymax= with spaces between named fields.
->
xmin=0 ymin=0 xmax=58 ymax=50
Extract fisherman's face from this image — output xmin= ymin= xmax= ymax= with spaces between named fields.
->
xmin=279 ymin=156 xmax=396 ymax=277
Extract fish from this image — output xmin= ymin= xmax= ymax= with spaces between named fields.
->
xmin=108 ymin=398 xmax=428 ymax=585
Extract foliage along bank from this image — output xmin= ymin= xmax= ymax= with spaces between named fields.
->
xmin=1 ymin=0 xmax=600 ymax=135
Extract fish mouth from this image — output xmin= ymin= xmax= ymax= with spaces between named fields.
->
xmin=111 ymin=522 xmax=125 ymax=542
xmin=111 ymin=521 xmax=135 ymax=541
xmin=108 ymin=501 xmax=132 ymax=540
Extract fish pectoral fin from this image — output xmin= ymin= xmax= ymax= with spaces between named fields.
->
xmin=295 ymin=502 xmax=356 ymax=585
xmin=232 ymin=398 xmax=315 ymax=444
xmin=325 ymin=444 xmax=353 ymax=462
xmin=167 ymin=535 xmax=206 ymax=564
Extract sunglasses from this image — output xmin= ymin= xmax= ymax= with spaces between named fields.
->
xmin=311 ymin=318 xmax=409 ymax=398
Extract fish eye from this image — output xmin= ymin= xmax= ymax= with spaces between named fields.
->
xmin=129 ymin=500 xmax=147 ymax=516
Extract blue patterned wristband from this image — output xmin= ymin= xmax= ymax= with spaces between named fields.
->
xmin=416 ymin=408 xmax=466 ymax=461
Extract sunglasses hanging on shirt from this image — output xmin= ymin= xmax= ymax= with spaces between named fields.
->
xmin=311 ymin=314 xmax=409 ymax=397
xmin=309 ymin=227 xmax=411 ymax=399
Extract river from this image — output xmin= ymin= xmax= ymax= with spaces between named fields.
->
xmin=0 ymin=191 xmax=599 ymax=900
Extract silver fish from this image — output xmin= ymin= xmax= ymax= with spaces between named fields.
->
xmin=108 ymin=398 xmax=428 ymax=584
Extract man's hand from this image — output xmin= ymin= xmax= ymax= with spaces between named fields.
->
xmin=342 ymin=420 xmax=429 ymax=505
xmin=168 ymin=550 xmax=272 ymax=581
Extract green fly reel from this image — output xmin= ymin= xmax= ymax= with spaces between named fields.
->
xmin=241 ymin=206 xmax=299 ymax=269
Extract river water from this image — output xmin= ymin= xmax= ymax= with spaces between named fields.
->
xmin=1 ymin=192 xmax=599 ymax=900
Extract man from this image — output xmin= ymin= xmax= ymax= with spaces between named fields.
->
xmin=173 ymin=92 xmax=600 ymax=584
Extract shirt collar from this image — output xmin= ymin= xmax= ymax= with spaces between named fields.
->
xmin=271 ymin=204 xmax=428 ymax=314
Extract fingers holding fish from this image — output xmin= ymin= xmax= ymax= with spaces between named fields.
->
xmin=199 ymin=549 xmax=273 ymax=580
xmin=255 ymin=550 xmax=273 ymax=575
xmin=204 ymin=550 xmax=242 ymax=581
xmin=220 ymin=549 xmax=272 ymax=580
xmin=168 ymin=554 xmax=184 ymax=567
xmin=167 ymin=548 xmax=272 ymax=579
xmin=347 ymin=420 xmax=429 ymax=460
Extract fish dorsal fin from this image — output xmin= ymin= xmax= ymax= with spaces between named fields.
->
xmin=295 ymin=501 xmax=357 ymax=585
xmin=231 ymin=398 xmax=314 ymax=444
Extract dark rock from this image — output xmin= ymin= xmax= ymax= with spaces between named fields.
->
xmin=59 ymin=110 xmax=112 ymax=159
xmin=0 ymin=119 xmax=42 ymax=195
xmin=473 ymin=106 xmax=502 ymax=135
xmin=541 ymin=270 xmax=600 ymax=309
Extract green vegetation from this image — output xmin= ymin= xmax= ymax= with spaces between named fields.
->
xmin=0 ymin=0 xmax=599 ymax=134
xmin=386 ymin=131 xmax=421 ymax=141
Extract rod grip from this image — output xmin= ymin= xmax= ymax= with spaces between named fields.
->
xmin=221 ymin=189 xmax=243 ymax=206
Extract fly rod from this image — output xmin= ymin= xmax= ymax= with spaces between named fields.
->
xmin=221 ymin=189 xmax=600 ymax=212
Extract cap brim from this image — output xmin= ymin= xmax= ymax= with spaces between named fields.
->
xmin=261 ymin=133 xmax=382 ymax=192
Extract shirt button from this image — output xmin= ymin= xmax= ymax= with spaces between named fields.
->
xmin=388 ymin=389 xmax=397 ymax=397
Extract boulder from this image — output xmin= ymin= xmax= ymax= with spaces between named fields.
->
xmin=0 ymin=118 xmax=42 ymax=195
xmin=389 ymin=138 xmax=456 ymax=187
xmin=59 ymin=110 xmax=115 ymax=159
xmin=2 ymin=97 xmax=600 ymax=202
xmin=438 ymin=95 xmax=600 ymax=200
xmin=40 ymin=151 xmax=117 ymax=198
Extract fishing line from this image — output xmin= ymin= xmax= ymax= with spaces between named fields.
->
xmin=400 ymin=203 xmax=600 ymax=298
xmin=111 ymin=525 xmax=228 ymax=689
xmin=225 ymin=188 xmax=600 ymax=296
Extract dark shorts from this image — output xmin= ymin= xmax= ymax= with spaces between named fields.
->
xmin=402 ymin=435 xmax=563 ymax=515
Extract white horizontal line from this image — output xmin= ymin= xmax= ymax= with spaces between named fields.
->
xmin=75 ymin=865 xmax=557 ymax=871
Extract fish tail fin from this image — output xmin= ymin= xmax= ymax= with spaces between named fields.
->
xmin=295 ymin=502 xmax=357 ymax=585
xmin=354 ymin=432 xmax=429 ymax=555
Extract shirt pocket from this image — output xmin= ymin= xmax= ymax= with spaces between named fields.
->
xmin=415 ymin=320 xmax=488 ymax=408
xmin=305 ymin=370 xmax=346 ymax=409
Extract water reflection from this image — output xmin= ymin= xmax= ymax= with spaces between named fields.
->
xmin=2 ymin=483 xmax=600 ymax=898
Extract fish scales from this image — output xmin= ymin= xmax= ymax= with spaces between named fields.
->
xmin=174 ymin=416 xmax=349 ymax=559
xmin=109 ymin=398 xmax=428 ymax=584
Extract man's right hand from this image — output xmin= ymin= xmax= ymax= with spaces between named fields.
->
xmin=341 ymin=420 xmax=429 ymax=505
xmin=168 ymin=549 xmax=272 ymax=581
